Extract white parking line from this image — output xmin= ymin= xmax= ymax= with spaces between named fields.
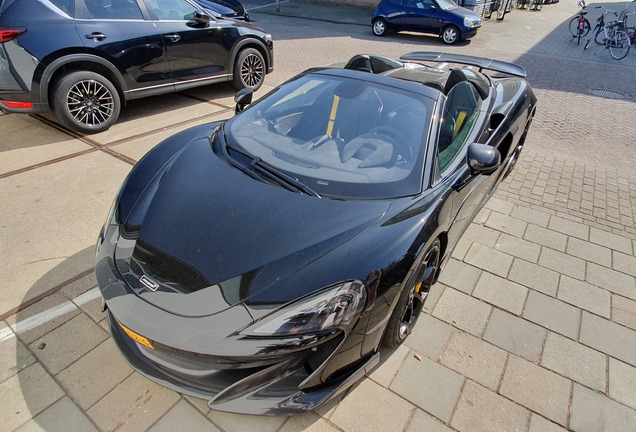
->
xmin=246 ymin=0 xmax=290 ymax=11
xmin=0 ymin=288 xmax=101 ymax=343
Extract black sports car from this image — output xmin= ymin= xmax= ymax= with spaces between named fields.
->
xmin=95 ymin=52 xmax=537 ymax=415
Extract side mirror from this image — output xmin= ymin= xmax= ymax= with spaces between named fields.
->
xmin=193 ymin=11 xmax=211 ymax=24
xmin=467 ymin=142 xmax=500 ymax=174
xmin=234 ymin=88 xmax=253 ymax=114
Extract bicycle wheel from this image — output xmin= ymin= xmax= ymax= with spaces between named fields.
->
xmin=569 ymin=17 xmax=580 ymax=37
xmin=609 ymin=30 xmax=630 ymax=59
xmin=570 ymin=17 xmax=591 ymax=38
xmin=579 ymin=18 xmax=591 ymax=37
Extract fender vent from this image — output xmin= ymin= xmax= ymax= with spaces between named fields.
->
xmin=588 ymin=89 xmax=629 ymax=99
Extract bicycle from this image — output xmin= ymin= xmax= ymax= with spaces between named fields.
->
xmin=569 ymin=4 xmax=590 ymax=45
xmin=605 ymin=21 xmax=630 ymax=59
xmin=584 ymin=6 xmax=616 ymax=50
xmin=584 ymin=2 xmax=636 ymax=50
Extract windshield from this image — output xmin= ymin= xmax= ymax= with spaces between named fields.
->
xmin=436 ymin=0 xmax=458 ymax=10
xmin=225 ymin=73 xmax=434 ymax=199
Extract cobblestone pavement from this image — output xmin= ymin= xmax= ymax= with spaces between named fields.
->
xmin=1 ymin=0 xmax=636 ymax=430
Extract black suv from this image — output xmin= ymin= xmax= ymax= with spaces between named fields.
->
xmin=0 ymin=0 xmax=273 ymax=133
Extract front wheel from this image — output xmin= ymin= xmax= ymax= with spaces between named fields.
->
xmin=372 ymin=18 xmax=387 ymax=36
xmin=441 ymin=25 xmax=460 ymax=45
xmin=233 ymin=48 xmax=265 ymax=91
xmin=52 ymin=70 xmax=120 ymax=134
xmin=609 ymin=30 xmax=630 ymax=60
xmin=383 ymin=239 xmax=441 ymax=347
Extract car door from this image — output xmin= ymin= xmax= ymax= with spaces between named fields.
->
xmin=142 ymin=0 xmax=235 ymax=87
xmin=401 ymin=0 xmax=439 ymax=33
xmin=73 ymin=0 xmax=173 ymax=93
xmin=434 ymin=81 xmax=498 ymax=248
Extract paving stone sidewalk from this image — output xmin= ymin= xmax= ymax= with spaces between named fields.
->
xmin=3 ymin=157 xmax=636 ymax=431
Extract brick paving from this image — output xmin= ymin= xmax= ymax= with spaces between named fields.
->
xmin=2 ymin=0 xmax=636 ymax=430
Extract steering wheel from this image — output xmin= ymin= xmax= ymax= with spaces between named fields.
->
xmin=368 ymin=126 xmax=413 ymax=162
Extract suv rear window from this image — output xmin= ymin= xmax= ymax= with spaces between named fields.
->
xmin=49 ymin=0 xmax=74 ymax=15
xmin=0 ymin=0 xmax=17 ymax=15
xmin=78 ymin=0 xmax=143 ymax=19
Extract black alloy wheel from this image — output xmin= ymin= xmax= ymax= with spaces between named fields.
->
xmin=52 ymin=70 xmax=120 ymax=134
xmin=503 ymin=119 xmax=531 ymax=179
xmin=383 ymin=239 xmax=441 ymax=347
xmin=233 ymin=48 xmax=265 ymax=90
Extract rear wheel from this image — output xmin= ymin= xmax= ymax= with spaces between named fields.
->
xmin=441 ymin=25 xmax=460 ymax=45
xmin=383 ymin=239 xmax=441 ymax=347
xmin=569 ymin=17 xmax=590 ymax=38
xmin=609 ymin=30 xmax=630 ymax=60
xmin=372 ymin=18 xmax=387 ymax=36
xmin=233 ymin=48 xmax=265 ymax=91
xmin=52 ymin=70 xmax=120 ymax=134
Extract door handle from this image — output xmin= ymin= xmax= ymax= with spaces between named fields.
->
xmin=163 ymin=34 xmax=181 ymax=42
xmin=85 ymin=32 xmax=107 ymax=41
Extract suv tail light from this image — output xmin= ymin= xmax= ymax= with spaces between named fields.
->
xmin=0 ymin=27 xmax=27 ymax=43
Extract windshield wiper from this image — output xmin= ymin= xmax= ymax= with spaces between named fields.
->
xmin=219 ymin=130 xmax=320 ymax=198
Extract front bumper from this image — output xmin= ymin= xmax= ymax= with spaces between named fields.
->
xmin=107 ymin=308 xmax=378 ymax=414
xmin=461 ymin=26 xmax=480 ymax=40
xmin=95 ymin=224 xmax=378 ymax=414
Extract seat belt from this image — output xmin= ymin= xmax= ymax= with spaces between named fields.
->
xmin=326 ymin=95 xmax=340 ymax=137
xmin=453 ymin=111 xmax=467 ymax=140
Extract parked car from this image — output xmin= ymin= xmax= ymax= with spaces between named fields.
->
xmin=95 ymin=51 xmax=537 ymax=415
xmin=372 ymin=0 xmax=482 ymax=44
xmin=193 ymin=0 xmax=249 ymax=21
xmin=0 ymin=0 xmax=273 ymax=134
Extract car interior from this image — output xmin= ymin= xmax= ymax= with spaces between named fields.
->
xmin=230 ymin=76 xmax=429 ymax=184
xmin=342 ymin=56 xmax=483 ymax=174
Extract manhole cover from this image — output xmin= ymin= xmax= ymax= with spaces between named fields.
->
xmin=588 ymin=89 xmax=629 ymax=99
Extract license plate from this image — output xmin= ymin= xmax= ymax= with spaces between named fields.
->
xmin=117 ymin=320 xmax=154 ymax=349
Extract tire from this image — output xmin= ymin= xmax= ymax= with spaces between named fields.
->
xmin=569 ymin=17 xmax=580 ymax=37
xmin=372 ymin=18 xmax=387 ymax=36
xmin=52 ymin=70 xmax=120 ymax=134
xmin=580 ymin=18 xmax=591 ymax=37
xmin=383 ymin=239 xmax=441 ymax=347
xmin=568 ymin=17 xmax=590 ymax=38
xmin=232 ymin=48 xmax=265 ymax=91
xmin=609 ymin=30 xmax=630 ymax=60
xmin=441 ymin=25 xmax=460 ymax=45
xmin=503 ymin=119 xmax=530 ymax=180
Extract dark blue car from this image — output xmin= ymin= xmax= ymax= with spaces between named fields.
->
xmin=372 ymin=0 xmax=481 ymax=44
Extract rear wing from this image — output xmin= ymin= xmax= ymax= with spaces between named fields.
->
xmin=400 ymin=52 xmax=527 ymax=78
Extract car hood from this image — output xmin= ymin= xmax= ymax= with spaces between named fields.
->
xmin=449 ymin=6 xmax=481 ymax=21
xmin=114 ymin=136 xmax=390 ymax=318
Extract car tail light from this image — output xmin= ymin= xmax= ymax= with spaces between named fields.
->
xmin=1 ymin=100 xmax=33 ymax=109
xmin=0 ymin=27 xmax=27 ymax=43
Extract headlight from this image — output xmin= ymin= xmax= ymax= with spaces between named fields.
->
xmin=464 ymin=16 xmax=475 ymax=28
xmin=242 ymin=281 xmax=366 ymax=337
